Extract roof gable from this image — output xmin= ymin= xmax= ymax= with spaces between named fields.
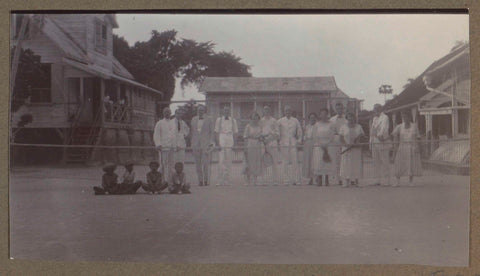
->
xmin=38 ymin=15 xmax=89 ymax=64
xmin=199 ymin=76 xmax=338 ymax=93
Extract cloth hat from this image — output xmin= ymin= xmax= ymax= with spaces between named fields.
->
xmin=149 ymin=160 xmax=160 ymax=167
xmin=124 ymin=160 xmax=134 ymax=167
xmin=103 ymin=162 xmax=116 ymax=172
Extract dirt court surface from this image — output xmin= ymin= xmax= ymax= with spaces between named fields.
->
xmin=9 ymin=165 xmax=469 ymax=266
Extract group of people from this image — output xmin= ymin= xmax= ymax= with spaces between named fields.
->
xmin=93 ymin=160 xmax=190 ymax=195
xmin=94 ymin=101 xmax=423 ymax=194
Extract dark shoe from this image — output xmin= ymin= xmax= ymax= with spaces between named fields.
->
xmin=183 ymin=190 xmax=191 ymax=194
xmin=199 ymin=181 xmax=204 ymax=186
xmin=204 ymin=181 xmax=209 ymax=186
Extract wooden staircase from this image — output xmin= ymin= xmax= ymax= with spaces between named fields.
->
xmin=64 ymin=126 xmax=101 ymax=163
xmin=64 ymin=107 xmax=102 ymax=164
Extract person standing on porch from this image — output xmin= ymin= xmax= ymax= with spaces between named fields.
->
xmin=259 ymin=105 xmax=280 ymax=185
xmin=191 ymin=105 xmax=215 ymax=186
xmin=278 ymin=105 xmax=302 ymax=185
xmin=215 ymin=105 xmax=238 ymax=186
xmin=330 ymin=102 xmax=348 ymax=185
xmin=370 ymin=104 xmax=392 ymax=186
xmin=153 ymin=107 xmax=178 ymax=184
xmin=173 ymin=108 xmax=190 ymax=164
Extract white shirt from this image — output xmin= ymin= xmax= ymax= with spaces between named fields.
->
xmin=370 ymin=112 xmax=390 ymax=143
xmin=329 ymin=114 xmax=348 ymax=135
xmin=277 ymin=116 xmax=302 ymax=146
xmin=153 ymin=118 xmax=177 ymax=149
xmin=197 ymin=118 xmax=204 ymax=133
xmin=215 ymin=117 xmax=238 ymax=135
xmin=215 ymin=117 xmax=238 ymax=148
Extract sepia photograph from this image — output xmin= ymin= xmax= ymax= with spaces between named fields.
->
xmin=9 ymin=12 xmax=470 ymax=266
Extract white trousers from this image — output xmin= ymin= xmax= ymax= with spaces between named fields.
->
xmin=372 ymin=144 xmax=391 ymax=183
xmin=280 ymin=144 xmax=300 ymax=184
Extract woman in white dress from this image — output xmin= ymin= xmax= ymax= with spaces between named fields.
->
xmin=391 ymin=111 xmax=422 ymax=186
xmin=339 ymin=112 xmax=365 ymax=187
xmin=312 ymin=108 xmax=335 ymax=186
xmin=302 ymin=113 xmax=317 ymax=185
xmin=243 ymin=112 xmax=263 ymax=185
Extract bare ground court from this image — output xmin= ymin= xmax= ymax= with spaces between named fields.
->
xmin=9 ymin=165 xmax=469 ymax=266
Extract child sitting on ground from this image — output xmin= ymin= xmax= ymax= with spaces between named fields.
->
xmin=142 ymin=161 xmax=168 ymax=194
xmin=169 ymin=162 xmax=191 ymax=194
xmin=93 ymin=163 xmax=120 ymax=195
xmin=120 ymin=160 xmax=143 ymax=194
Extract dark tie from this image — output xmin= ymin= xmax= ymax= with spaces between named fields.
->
xmin=178 ymin=120 xmax=181 ymax=131
xmin=224 ymin=116 xmax=229 ymax=120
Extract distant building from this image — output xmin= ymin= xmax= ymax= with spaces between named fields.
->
xmin=199 ymin=76 xmax=362 ymax=135
xmin=10 ymin=14 xmax=163 ymax=164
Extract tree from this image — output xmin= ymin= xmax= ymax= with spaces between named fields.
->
xmin=378 ymin=84 xmax=393 ymax=104
xmin=10 ymin=48 xmax=45 ymax=113
xmin=113 ymin=30 xmax=252 ymax=115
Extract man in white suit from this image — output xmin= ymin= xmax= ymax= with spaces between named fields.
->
xmin=370 ymin=104 xmax=391 ymax=186
xmin=277 ymin=105 xmax=302 ymax=185
xmin=190 ymin=105 xmax=215 ymax=186
xmin=329 ymin=102 xmax=348 ymax=185
xmin=173 ymin=108 xmax=190 ymax=164
xmin=153 ymin=107 xmax=177 ymax=183
xmin=215 ymin=105 xmax=238 ymax=186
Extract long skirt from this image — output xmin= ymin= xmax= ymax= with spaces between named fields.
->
xmin=394 ymin=142 xmax=422 ymax=177
xmin=302 ymin=139 xmax=314 ymax=178
xmin=312 ymin=145 xmax=335 ymax=176
xmin=246 ymin=140 xmax=263 ymax=177
xmin=340 ymin=146 xmax=363 ymax=179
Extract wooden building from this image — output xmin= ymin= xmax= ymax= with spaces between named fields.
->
xmin=383 ymin=43 xmax=470 ymax=174
xmin=199 ymin=76 xmax=362 ymax=136
xmin=10 ymin=14 xmax=163 ymax=164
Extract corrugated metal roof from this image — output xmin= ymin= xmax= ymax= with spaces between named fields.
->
xmin=199 ymin=76 xmax=338 ymax=93
xmin=384 ymin=44 xmax=469 ymax=113
xmin=112 ymin=56 xmax=134 ymax=79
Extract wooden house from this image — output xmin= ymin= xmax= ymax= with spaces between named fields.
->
xmin=10 ymin=14 xmax=163 ymax=164
xmin=199 ymin=76 xmax=362 ymax=137
xmin=383 ymin=43 xmax=470 ymax=174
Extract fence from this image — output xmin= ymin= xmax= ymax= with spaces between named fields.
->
xmin=10 ymin=138 xmax=470 ymax=186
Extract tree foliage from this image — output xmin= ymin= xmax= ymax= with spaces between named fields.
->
xmin=113 ymin=30 xmax=252 ymax=109
xmin=10 ymin=48 xmax=45 ymax=113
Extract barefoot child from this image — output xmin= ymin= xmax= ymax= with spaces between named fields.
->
xmin=142 ymin=161 xmax=168 ymax=194
xmin=120 ymin=160 xmax=143 ymax=194
xmin=169 ymin=162 xmax=191 ymax=194
xmin=93 ymin=163 xmax=120 ymax=195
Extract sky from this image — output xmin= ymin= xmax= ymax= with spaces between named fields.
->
xmin=114 ymin=13 xmax=469 ymax=110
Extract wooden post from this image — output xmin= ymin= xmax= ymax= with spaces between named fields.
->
xmin=79 ymin=77 xmax=84 ymax=104
xmin=451 ymin=68 xmax=458 ymax=138
xmin=10 ymin=15 xmax=29 ymax=95
xmin=100 ymin=79 xmax=105 ymax=124
xmin=278 ymin=95 xmax=282 ymax=118
xmin=302 ymin=98 xmax=306 ymax=123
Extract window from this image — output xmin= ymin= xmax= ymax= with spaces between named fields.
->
xmin=29 ymin=64 xmax=51 ymax=103
xmin=94 ymin=19 xmax=107 ymax=54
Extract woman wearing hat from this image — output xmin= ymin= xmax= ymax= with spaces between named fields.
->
xmin=93 ymin=163 xmax=120 ymax=195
